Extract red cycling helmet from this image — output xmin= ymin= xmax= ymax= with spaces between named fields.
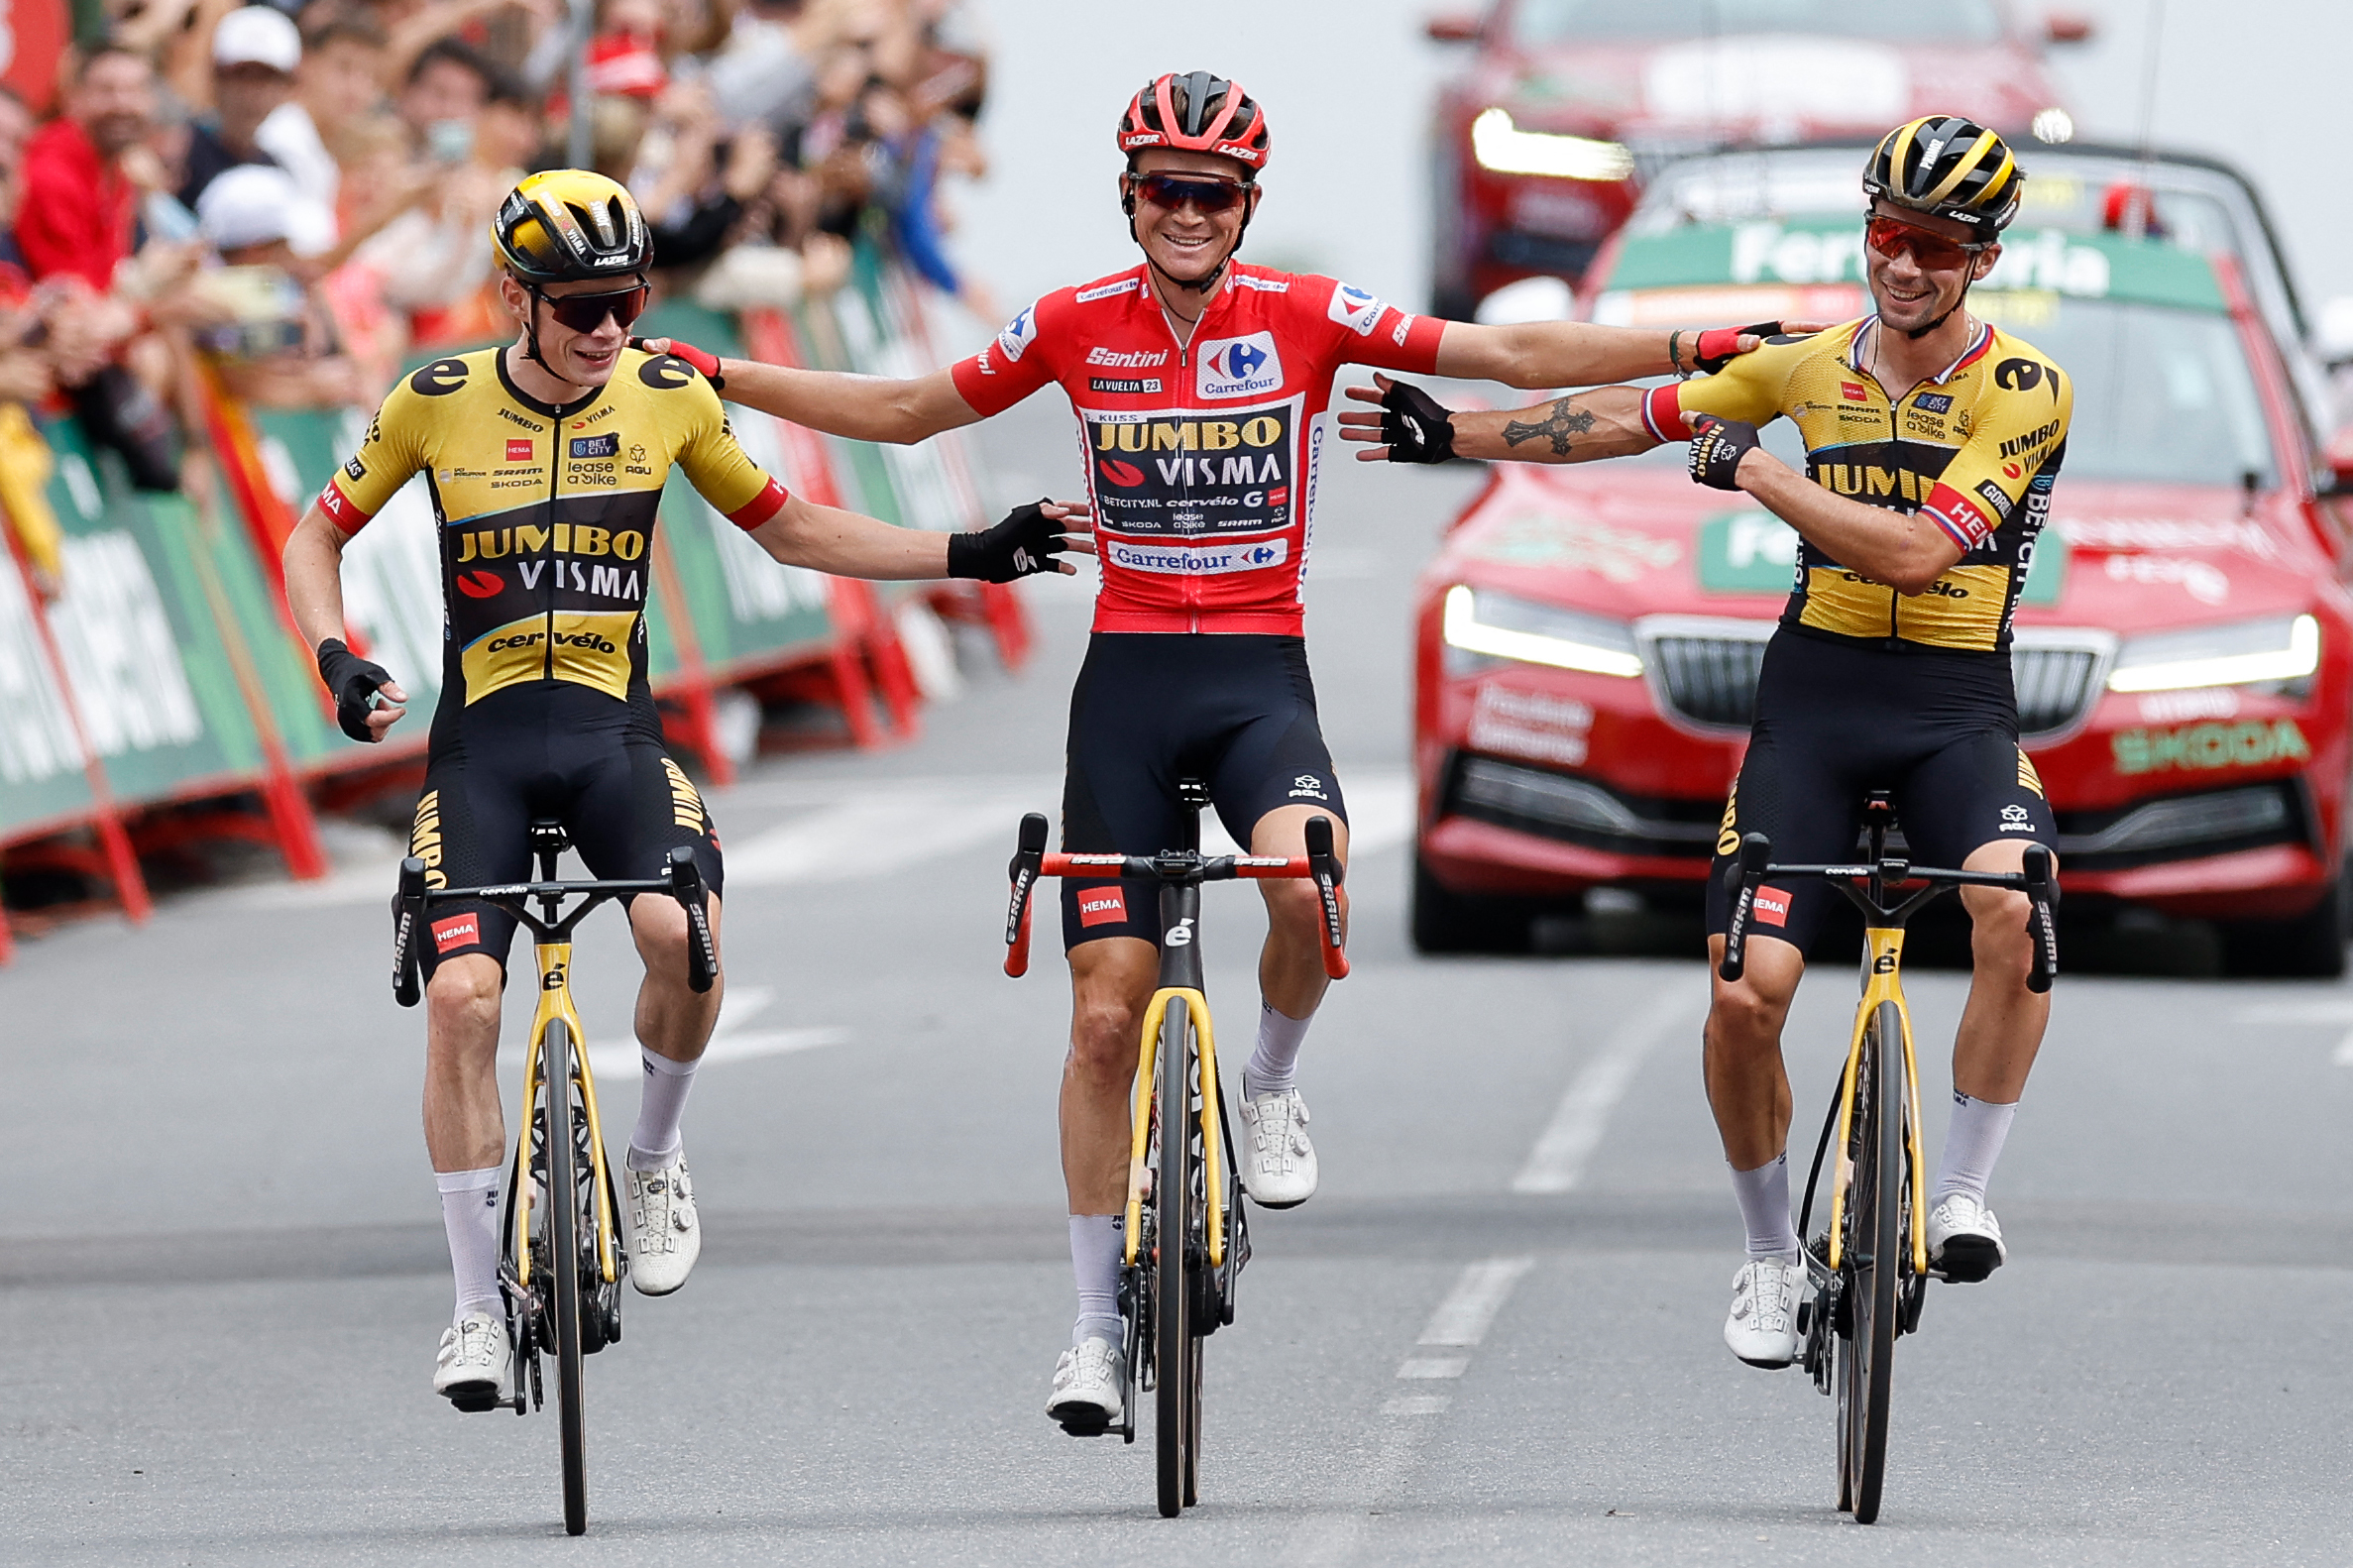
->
xmin=1116 ymin=71 xmax=1271 ymax=172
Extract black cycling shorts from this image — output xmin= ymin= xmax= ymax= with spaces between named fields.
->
xmin=405 ymin=683 xmax=724 ymax=977
xmin=1704 ymin=630 xmax=2056 ymax=952
xmin=1061 ymin=632 xmax=1344 ymax=949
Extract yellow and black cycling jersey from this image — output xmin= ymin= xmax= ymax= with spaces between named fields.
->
xmin=1643 ymin=317 xmax=2072 ymax=654
xmin=318 ymin=345 xmax=787 ymax=708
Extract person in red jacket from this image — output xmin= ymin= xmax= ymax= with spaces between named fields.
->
xmin=18 ymin=46 xmax=155 ymax=292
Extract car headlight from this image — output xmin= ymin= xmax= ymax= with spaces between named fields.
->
xmin=2106 ymin=613 xmax=2319 ymax=693
xmin=1442 ymin=585 xmax=1642 ymax=677
xmin=1469 ymin=107 xmax=1635 ymax=182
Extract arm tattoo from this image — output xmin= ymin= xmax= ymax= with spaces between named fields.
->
xmin=1502 ymin=397 xmax=1598 ymax=457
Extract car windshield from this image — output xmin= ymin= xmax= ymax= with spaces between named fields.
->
xmin=1512 ymin=0 xmax=2003 ymax=45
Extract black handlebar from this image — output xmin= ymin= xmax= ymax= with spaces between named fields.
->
xmin=392 ymin=848 xmax=717 ymax=1006
xmin=1717 ymin=829 xmax=2060 ymax=991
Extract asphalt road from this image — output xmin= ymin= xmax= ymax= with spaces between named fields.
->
xmin=6 ymin=396 xmax=2352 ymax=1566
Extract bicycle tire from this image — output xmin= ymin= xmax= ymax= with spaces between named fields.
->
xmin=1840 ymin=999 xmax=1904 ymax=1524
xmin=545 ymin=1019 xmax=590 ymax=1537
xmin=1156 ymin=996 xmax=1195 ymax=1518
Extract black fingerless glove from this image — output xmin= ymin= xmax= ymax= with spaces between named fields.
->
xmin=949 ymin=500 xmax=1063 ymax=583
xmin=315 ymin=637 xmax=393 ymax=742
xmin=1687 ymin=416 xmax=1760 ymax=491
xmin=1379 ymin=379 xmax=1457 ymax=464
xmin=1691 ymin=321 xmax=1785 ymax=376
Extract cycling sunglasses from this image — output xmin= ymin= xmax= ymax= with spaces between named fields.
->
xmin=1863 ymin=215 xmax=1989 ymax=272
xmin=1131 ymin=172 xmax=1253 ymax=214
xmin=536 ymin=281 xmax=650 ymax=334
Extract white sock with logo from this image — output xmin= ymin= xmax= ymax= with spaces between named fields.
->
xmin=437 ymin=1167 xmax=504 ymax=1320
xmin=1934 ymin=1093 xmax=2019 ymax=1204
xmin=1244 ymin=1004 xmax=1312 ymax=1098
xmin=1730 ymin=1153 xmax=1798 ymax=1260
xmin=1070 ymin=1213 xmax=1123 ymax=1347
xmin=627 ymin=1045 xmax=699 ymax=1172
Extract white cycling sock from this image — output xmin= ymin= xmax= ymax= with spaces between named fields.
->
xmin=1070 ymin=1213 xmax=1123 ymax=1346
xmin=1729 ymin=1153 xmax=1798 ymax=1260
xmin=437 ymin=1167 xmax=504 ymax=1320
xmin=1243 ymin=1003 xmax=1312 ymax=1097
xmin=626 ymin=1045 xmax=699 ymax=1171
xmin=1934 ymin=1093 xmax=2018 ymax=1204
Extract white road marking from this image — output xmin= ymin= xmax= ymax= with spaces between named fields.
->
xmin=1512 ymin=989 xmax=1696 ymax=1194
xmin=2335 ymin=1035 xmax=2353 ymax=1067
xmin=504 ymin=986 xmax=851 ymax=1079
xmin=2233 ymin=1000 xmax=2353 ymax=1065
xmin=1418 ymin=1255 xmax=1535 ymax=1347
xmin=1195 ymin=769 xmax=1411 ymax=858
xmin=723 ymin=790 xmax=1040 ymax=886
xmin=1396 ymin=1356 xmax=1469 ymax=1380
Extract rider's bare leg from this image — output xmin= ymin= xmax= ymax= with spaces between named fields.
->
xmin=1063 ymin=936 xmax=1158 ymax=1341
xmin=423 ymin=952 xmax=507 ymax=1318
xmin=626 ymin=892 xmax=725 ymax=1169
xmin=1939 ymin=839 xmax=2052 ymax=1203
xmin=1245 ymin=804 xmax=1351 ymax=1092
xmin=1704 ymin=932 xmax=1803 ymax=1256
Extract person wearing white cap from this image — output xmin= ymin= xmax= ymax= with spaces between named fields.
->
xmin=193 ymin=164 xmax=361 ymax=408
xmin=180 ymin=6 xmax=302 ymax=210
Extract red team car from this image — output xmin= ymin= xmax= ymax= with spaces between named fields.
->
xmin=1424 ymin=0 xmax=2087 ymax=317
xmin=1410 ymin=153 xmax=2353 ymax=975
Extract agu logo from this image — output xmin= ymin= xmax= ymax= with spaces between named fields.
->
xmin=1195 ymin=331 xmax=1282 ymax=399
xmin=1752 ymin=887 xmax=1792 ymax=928
xmin=431 ymin=915 xmax=480 ymax=954
xmin=1077 ymin=887 xmax=1128 ymax=927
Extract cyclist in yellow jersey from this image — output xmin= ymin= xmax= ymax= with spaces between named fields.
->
xmin=280 ymin=170 xmax=1087 ymax=1408
xmin=1344 ymin=118 xmax=2064 ymax=1368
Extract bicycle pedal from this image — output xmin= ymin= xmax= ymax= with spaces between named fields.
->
xmin=444 ymin=1385 xmax=503 ymax=1415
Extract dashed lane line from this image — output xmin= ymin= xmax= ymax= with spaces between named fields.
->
xmin=1512 ymin=989 xmax=1697 ymax=1194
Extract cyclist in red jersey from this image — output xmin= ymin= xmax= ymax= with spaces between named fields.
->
xmin=639 ymin=70 xmax=1779 ymax=1434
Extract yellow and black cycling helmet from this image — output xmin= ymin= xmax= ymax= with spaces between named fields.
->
xmin=1863 ymin=116 xmax=2022 ymax=245
xmin=492 ymin=168 xmax=651 ymax=284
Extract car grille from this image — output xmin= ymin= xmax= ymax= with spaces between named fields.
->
xmin=1447 ymin=754 xmax=1720 ymax=858
xmin=1636 ymin=622 xmax=2112 ymax=739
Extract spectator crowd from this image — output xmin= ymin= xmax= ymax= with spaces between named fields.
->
xmin=0 ymin=0 xmax=993 ymax=594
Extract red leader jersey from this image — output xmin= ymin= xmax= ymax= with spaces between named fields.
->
xmin=952 ymin=262 xmax=1445 ymax=635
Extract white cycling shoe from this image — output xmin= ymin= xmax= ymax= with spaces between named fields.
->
xmin=434 ymin=1308 xmax=511 ymax=1410
xmin=1047 ymin=1334 xmax=1126 ymax=1436
xmin=1724 ymin=1256 xmax=1802 ymax=1369
xmin=625 ymin=1156 xmax=701 ymax=1296
xmin=1238 ymin=1082 xmax=1317 ymax=1209
xmin=1927 ymin=1192 xmax=2006 ymax=1283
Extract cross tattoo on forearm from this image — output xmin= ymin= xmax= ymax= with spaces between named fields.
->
xmin=1502 ymin=398 xmax=1597 ymax=457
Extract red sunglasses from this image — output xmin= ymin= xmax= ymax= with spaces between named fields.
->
xmin=1863 ymin=215 xmax=1989 ymax=273
xmin=1131 ymin=172 xmax=1253 ymax=214
xmin=537 ymin=281 xmax=650 ymax=333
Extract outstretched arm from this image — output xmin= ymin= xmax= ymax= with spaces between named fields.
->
xmin=1336 ymin=374 xmax=1659 ymax=464
xmin=1710 ymin=434 xmax=1961 ymax=595
xmin=1432 ymin=319 xmax=1768 ymax=391
xmin=635 ymin=336 xmax=982 ymax=445
xmin=745 ymin=495 xmax=1094 ymax=580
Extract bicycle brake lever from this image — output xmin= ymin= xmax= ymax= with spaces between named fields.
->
xmin=1303 ymin=815 xmax=1349 ymax=979
xmin=1718 ymin=832 xmax=1773 ymax=983
xmin=666 ymin=846 xmax=718 ymax=994
xmin=392 ymin=856 xmax=427 ymax=1007
xmin=1006 ymin=813 xmax=1049 ymax=978
xmin=2021 ymin=844 xmax=2059 ymax=994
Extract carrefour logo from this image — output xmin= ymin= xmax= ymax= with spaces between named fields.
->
xmin=1195 ymin=332 xmax=1283 ymax=399
xmin=1108 ymin=537 xmax=1289 ymax=575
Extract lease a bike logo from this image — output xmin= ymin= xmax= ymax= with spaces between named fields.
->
xmin=1195 ymin=332 xmax=1283 ymax=399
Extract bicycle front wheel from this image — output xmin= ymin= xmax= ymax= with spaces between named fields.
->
xmin=544 ymin=1019 xmax=590 ymax=1536
xmin=1838 ymin=999 xmax=1904 ymax=1523
xmin=1155 ymin=996 xmax=1198 ymax=1518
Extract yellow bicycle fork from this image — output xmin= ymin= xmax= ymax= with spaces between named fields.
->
xmin=1825 ymin=926 xmax=1932 ymax=1279
xmin=1122 ymin=987 xmax=1228 ymax=1271
xmin=509 ymin=940 xmax=621 ymax=1289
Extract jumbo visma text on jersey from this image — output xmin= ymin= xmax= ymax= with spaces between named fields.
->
xmin=317 ymin=346 xmax=787 ymax=709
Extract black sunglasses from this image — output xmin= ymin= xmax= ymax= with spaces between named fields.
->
xmin=1131 ymin=172 xmax=1252 ymax=214
xmin=535 ymin=281 xmax=650 ymax=333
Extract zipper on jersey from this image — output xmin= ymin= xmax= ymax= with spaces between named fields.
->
xmin=543 ymin=438 xmax=559 ymax=680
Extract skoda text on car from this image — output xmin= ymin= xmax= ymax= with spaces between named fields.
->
xmin=1410 ymin=170 xmax=2353 ymax=975
xmin=1423 ymin=0 xmax=2085 ymax=319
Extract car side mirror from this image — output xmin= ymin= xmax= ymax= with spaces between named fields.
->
xmin=2044 ymin=12 xmax=2094 ymax=44
xmin=1425 ymin=12 xmax=1481 ymax=43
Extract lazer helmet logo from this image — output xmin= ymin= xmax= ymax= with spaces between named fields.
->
xmin=456 ymin=570 xmax=504 ymax=599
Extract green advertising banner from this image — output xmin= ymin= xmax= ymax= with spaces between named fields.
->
xmin=0 ymin=562 xmax=95 ymax=841
xmin=33 ymin=420 xmax=280 ymax=808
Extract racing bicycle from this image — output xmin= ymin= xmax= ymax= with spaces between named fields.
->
xmin=1001 ymin=781 xmax=1348 ymax=1517
xmin=1718 ymin=793 xmax=2057 ymax=1524
xmin=392 ymin=820 xmax=718 ymax=1537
